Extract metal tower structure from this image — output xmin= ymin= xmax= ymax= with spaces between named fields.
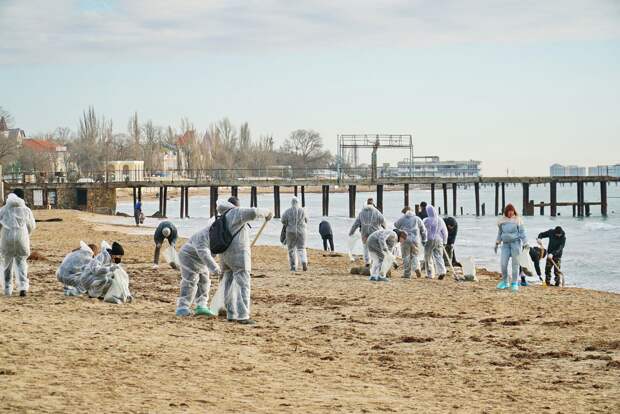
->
xmin=337 ymin=134 xmax=414 ymax=181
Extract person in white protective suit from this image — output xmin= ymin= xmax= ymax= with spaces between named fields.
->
xmin=349 ymin=199 xmax=386 ymax=266
xmin=175 ymin=219 xmax=221 ymax=317
xmin=215 ymin=199 xmax=272 ymax=325
xmin=394 ymin=206 xmax=427 ymax=278
xmin=280 ymin=196 xmax=308 ymax=272
xmin=422 ymin=205 xmax=448 ymax=280
xmin=78 ymin=241 xmax=131 ymax=303
xmin=366 ymin=229 xmax=407 ymax=282
xmin=0 ymin=193 xmax=36 ymax=297
xmin=56 ymin=242 xmax=98 ymax=296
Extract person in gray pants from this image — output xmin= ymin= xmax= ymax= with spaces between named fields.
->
xmin=153 ymin=221 xmax=178 ymax=269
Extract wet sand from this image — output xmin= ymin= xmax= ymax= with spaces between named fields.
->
xmin=0 ymin=210 xmax=619 ymax=413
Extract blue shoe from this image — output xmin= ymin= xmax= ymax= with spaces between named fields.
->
xmin=520 ymin=280 xmax=529 ymax=287
xmin=368 ymin=276 xmax=379 ymax=282
xmin=175 ymin=308 xmax=192 ymax=317
xmin=511 ymin=282 xmax=519 ymax=292
xmin=496 ymin=280 xmax=508 ymax=290
xmin=377 ymin=276 xmax=390 ymax=282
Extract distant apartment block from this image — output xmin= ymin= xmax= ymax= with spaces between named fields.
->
xmin=588 ymin=164 xmax=620 ymax=177
xmin=550 ymin=163 xmax=586 ymax=177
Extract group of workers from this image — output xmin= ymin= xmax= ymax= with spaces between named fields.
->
xmin=1 ymin=189 xmax=567 ymax=325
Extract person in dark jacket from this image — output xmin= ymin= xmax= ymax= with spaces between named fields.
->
xmin=519 ymin=246 xmax=547 ymax=286
xmin=153 ymin=221 xmax=178 ymax=269
xmin=134 ymin=201 xmax=143 ymax=227
xmin=416 ymin=201 xmax=428 ymax=220
xmin=538 ymin=226 xmax=566 ymax=286
xmin=443 ymin=216 xmax=461 ymax=267
xmin=319 ymin=220 xmax=334 ymax=252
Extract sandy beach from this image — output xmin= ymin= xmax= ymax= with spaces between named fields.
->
xmin=0 ymin=209 xmax=619 ymax=413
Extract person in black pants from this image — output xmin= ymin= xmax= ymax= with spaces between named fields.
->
xmin=538 ymin=226 xmax=566 ymax=286
xmin=319 ymin=220 xmax=334 ymax=252
xmin=443 ymin=216 xmax=461 ymax=267
xmin=519 ymin=246 xmax=547 ymax=286
xmin=153 ymin=221 xmax=178 ymax=269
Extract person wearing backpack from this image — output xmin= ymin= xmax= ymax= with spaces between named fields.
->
xmin=214 ymin=198 xmax=272 ymax=325
xmin=281 ymin=196 xmax=308 ymax=272
xmin=175 ymin=218 xmax=221 ymax=317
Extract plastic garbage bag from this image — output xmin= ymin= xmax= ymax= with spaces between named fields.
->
xmin=380 ymin=250 xmax=395 ymax=276
xmin=462 ymin=256 xmax=477 ymax=282
xmin=210 ymin=274 xmax=227 ymax=315
xmin=163 ymin=245 xmax=180 ymax=269
xmin=518 ymin=246 xmax=535 ymax=276
xmin=103 ymin=266 xmax=132 ymax=304
xmin=347 ymin=233 xmax=361 ymax=262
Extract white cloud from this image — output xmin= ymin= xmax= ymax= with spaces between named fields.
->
xmin=1 ymin=0 xmax=619 ymax=63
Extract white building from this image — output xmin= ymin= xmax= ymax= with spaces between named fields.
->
xmin=588 ymin=164 xmax=620 ymax=177
xmin=550 ymin=164 xmax=586 ymax=177
xmin=107 ymin=161 xmax=144 ymax=182
xmin=395 ymin=157 xmax=481 ymax=177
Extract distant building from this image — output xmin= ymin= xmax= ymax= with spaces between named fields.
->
xmin=107 ymin=161 xmax=144 ymax=182
xmin=550 ymin=164 xmax=586 ymax=177
xmin=0 ymin=116 xmax=26 ymax=143
xmin=588 ymin=164 xmax=620 ymax=177
xmin=21 ymin=139 xmax=69 ymax=173
xmin=395 ymin=157 xmax=481 ymax=177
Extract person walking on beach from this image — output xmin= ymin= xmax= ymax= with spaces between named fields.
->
xmin=319 ymin=220 xmax=334 ymax=252
xmin=422 ymin=205 xmax=448 ymax=279
xmin=134 ymin=200 xmax=143 ymax=227
xmin=175 ymin=219 xmax=220 ymax=317
xmin=153 ymin=221 xmax=178 ymax=269
xmin=281 ymin=197 xmax=308 ymax=272
xmin=537 ymin=226 xmax=566 ymax=287
xmin=216 ymin=198 xmax=272 ymax=325
xmin=0 ymin=193 xmax=36 ymax=297
xmin=366 ymin=229 xmax=406 ymax=282
xmin=349 ymin=198 xmax=386 ymax=266
xmin=394 ymin=206 xmax=427 ymax=278
xmin=443 ymin=216 xmax=461 ymax=268
xmin=495 ymin=204 xmax=528 ymax=292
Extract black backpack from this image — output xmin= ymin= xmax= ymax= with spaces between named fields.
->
xmin=209 ymin=208 xmax=242 ymax=254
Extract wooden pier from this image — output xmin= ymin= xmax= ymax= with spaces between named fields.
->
xmin=4 ymin=173 xmax=618 ymax=219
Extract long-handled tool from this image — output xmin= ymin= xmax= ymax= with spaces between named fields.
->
xmin=442 ymin=245 xmax=460 ymax=281
xmin=547 ymin=257 xmax=565 ymax=287
xmin=251 ymin=219 xmax=269 ymax=248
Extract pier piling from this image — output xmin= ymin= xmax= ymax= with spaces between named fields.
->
xmin=601 ymin=181 xmax=608 ymax=216
xmin=377 ymin=184 xmax=384 ymax=212
xmin=210 ymin=186 xmax=218 ymax=217
xmin=349 ymin=185 xmax=357 ymax=218
xmin=442 ymin=183 xmax=448 ymax=216
xmin=274 ymin=186 xmax=281 ymax=218
xmin=474 ymin=182 xmax=480 ymax=216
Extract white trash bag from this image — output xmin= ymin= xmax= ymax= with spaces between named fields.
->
xmin=518 ymin=246 xmax=535 ymax=276
xmin=347 ymin=233 xmax=362 ymax=262
xmin=210 ymin=274 xmax=228 ymax=315
xmin=380 ymin=250 xmax=395 ymax=277
xmin=163 ymin=245 xmax=180 ymax=269
xmin=103 ymin=267 xmax=133 ymax=304
xmin=462 ymin=256 xmax=478 ymax=282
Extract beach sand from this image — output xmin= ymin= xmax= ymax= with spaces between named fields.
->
xmin=1 ymin=210 xmax=619 ymax=413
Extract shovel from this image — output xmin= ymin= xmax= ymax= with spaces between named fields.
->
xmin=251 ymin=219 xmax=269 ymax=248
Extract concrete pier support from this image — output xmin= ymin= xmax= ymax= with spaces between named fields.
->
xmin=250 ymin=186 xmax=258 ymax=207
xmin=377 ymin=184 xmax=384 ymax=212
xmin=322 ymin=185 xmax=330 ymax=216
xmin=274 ymin=186 xmax=281 ymax=218
xmin=210 ymin=186 xmax=218 ymax=217
xmin=349 ymin=185 xmax=357 ymax=218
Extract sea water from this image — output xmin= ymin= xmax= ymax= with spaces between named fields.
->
xmin=117 ymin=182 xmax=620 ymax=293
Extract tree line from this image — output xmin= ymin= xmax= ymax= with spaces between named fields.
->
xmin=0 ymin=106 xmax=334 ymax=174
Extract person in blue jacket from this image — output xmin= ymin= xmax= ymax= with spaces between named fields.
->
xmin=495 ymin=203 xmax=528 ymax=292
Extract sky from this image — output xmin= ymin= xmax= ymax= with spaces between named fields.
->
xmin=1 ymin=0 xmax=619 ymax=176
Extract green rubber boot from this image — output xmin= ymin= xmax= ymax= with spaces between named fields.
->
xmin=195 ymin=306 xmax=216 ymax=317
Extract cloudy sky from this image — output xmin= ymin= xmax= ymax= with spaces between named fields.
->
xmin=1 ymin=0 xmax=619 ymax=175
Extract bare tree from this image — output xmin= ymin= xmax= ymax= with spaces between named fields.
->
xmin=128 ymin=112 xmax=141 ymax=161
xmin=72 ymin=106 xmax=103 ymax=172
xmin=282 ymin=129 xmax=331 ymax=168
xmin=0 ymin=106 xmax=14 ymax=128
xmin=142 ymin=120 xmax=162 ymax=171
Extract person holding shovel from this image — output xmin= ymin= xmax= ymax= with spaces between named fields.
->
xmin=537 ymin=226 xmax=566 ymax=287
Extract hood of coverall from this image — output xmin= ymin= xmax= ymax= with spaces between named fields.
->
xmin=1 ymin=193 xmax=30 ymax=229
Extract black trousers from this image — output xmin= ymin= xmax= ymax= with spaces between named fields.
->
xmin=545 ymin=257 xmax=562 ymax=286
xmin=322 ymin=235 xmax=334 ymax=251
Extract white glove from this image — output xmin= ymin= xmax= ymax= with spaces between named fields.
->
xmin=265 ymin=211 xmax=273 ymax=221
xmin=548 ymin=254 xmax=553 ymax=260
xmin=536 ymin=238 xmax=543 ymax=244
